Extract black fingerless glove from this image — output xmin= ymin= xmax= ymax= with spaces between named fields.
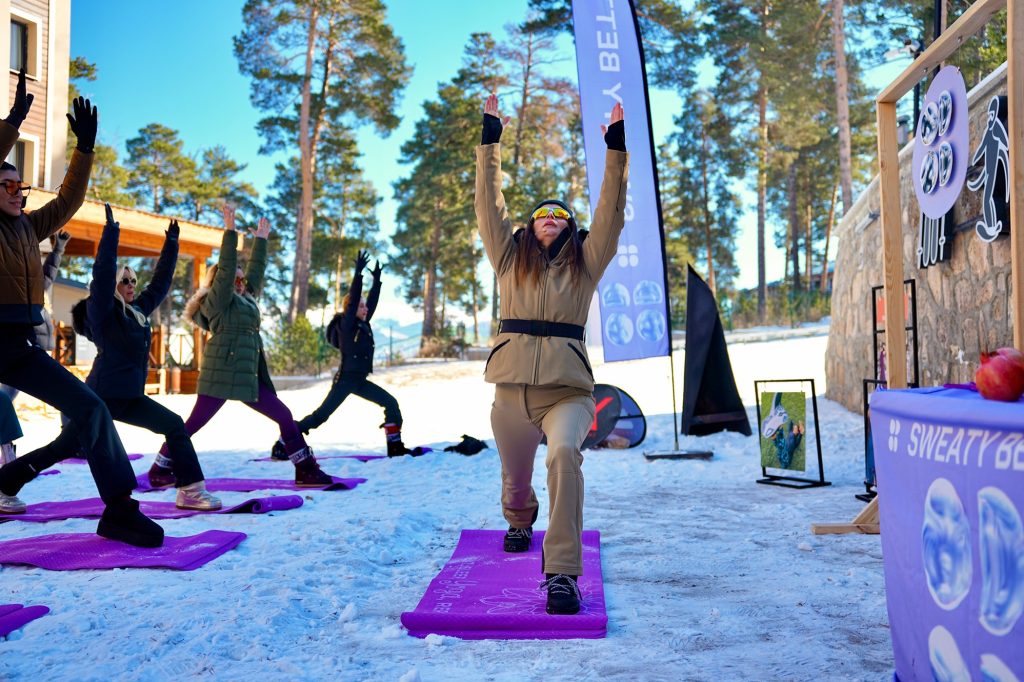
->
xmin=604 ymin=120 xmax=625 ymax=152
xmin=166 ymin=220 xmax=180 ymax=240
xmin=481 ymin=113 xmax=503 ymax=145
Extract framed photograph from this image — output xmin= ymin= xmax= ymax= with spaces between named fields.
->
xmin=753 ymin=379 xmax=830 ymax=489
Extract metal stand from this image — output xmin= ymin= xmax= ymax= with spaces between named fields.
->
xmin=753 ymin=379 xmax=830 ymax=489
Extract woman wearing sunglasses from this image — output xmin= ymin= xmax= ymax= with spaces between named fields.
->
xmin=14 ymin=205 xmax=221 ymax=511
xmin=475 ymin=93 xmax=628 ymax=615
xmin=0 ymin=73 xmax=161 ymax=546
xmin=150 ymin=204 xmax=334 ymax=487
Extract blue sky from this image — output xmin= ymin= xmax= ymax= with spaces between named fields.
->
xmin=70 ymin=1 xmax=913 ymax=306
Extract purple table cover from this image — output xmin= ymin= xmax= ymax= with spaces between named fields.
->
xmin=135 ymin=473 xmax=366 ymax=493
xmin=63 ymin=453 xmax=144 ymax=464
xmin=3 ymin=495 xmax=303 ymax=523
xmin=872 ymin=387 xmax=1024 ymax=681
xmin=251 ymin=454 xmax=385 ymax=463
xmin=0 ymin=604 xmax=49 ymax=637
xmin=401 ymin=529 xmax=606 ymax=640
xmin=0 ymin=530 xmax=246 ymax=571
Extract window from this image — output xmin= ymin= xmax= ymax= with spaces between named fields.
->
xmin=10 ymin=21 xmax=27 ymax=72
xmin=4 ymin=135 xmax=37 ymax=185
xmin=4 ymin=141 xmax=25 ymax=176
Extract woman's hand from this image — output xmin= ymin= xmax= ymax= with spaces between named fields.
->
xmin=354 ymin=249 xmax=370 ymax=273
xmin=221 ymin=203 xmax=236 ymax=232
xmin=104 ymin=203 xmax=118 ymax=229
xmin=250 ymin=216 xmax=271 ymax=239
xmin=601 ymin=102 xmax=625 ymax=152
xmin=481 ymin=93 xmax=509 ymax=145
xmin=5 ymin=68 xmax=34 ymax=130
xmin=67 ymin=96 xmax=98 ymax=153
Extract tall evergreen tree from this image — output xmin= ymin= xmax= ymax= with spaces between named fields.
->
xmin=124 ymin=124 xmax=197 ymax=214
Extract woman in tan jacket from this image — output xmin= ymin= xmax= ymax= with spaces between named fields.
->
xmin=476 ymin=93 xmax=628 ymax=615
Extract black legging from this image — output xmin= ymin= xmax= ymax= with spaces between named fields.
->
xmin=21 ymin=395 xmax=204 ymax=488
xmin=297 ymin=372 xmax=402 ymax=433
xmin=0 ymin=325 xmax=135 ymax=501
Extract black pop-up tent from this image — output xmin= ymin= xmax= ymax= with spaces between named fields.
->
xmin=679 ymin=265 xmax=751 ymax=437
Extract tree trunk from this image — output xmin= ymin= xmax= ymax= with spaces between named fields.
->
xmin=757 ymin=84 xmax=768 ymax=320
xmin=787 ymin=161 xmax=801 ymax=292
xmin=821 ymin=182 xmax=838 ymax=292
xmin=289 ymin=5 xmax=320 ymax=322
xmin=831 ymin=0 xmax=854 ymax=213
xmin=699 ymin=116 xmax=717 ymax=297
xmin=804 ymin=202 xmax=813 ymax=289
xmin=471 ymin=276 xmax=480 ymax=344
xmin=422 ymin=202 xmax=443 ymax=343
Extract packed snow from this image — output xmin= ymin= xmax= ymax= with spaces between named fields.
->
xmin=0 ymin=332 xmax=894 ymax=681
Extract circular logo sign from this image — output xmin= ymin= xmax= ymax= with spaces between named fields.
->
xmin=912 ymin=66 xmax=969 ymax=218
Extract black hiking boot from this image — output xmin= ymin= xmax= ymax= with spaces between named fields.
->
xmin=270 ymin=438 xmax=288 ymax=461
xmin=543 ymin=574 xmax=581 ymax=615
xmin=292 ymin=448 xmax=334 ymax=487
xmin=97 ymin=497 xmax=164 ymax=548
xmin=503 ymin=525 xmax=533 ymax=552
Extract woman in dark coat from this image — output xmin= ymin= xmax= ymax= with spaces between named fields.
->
xmin=149 ymin=204 xmax=334 ymax=487
xmin=15 ymin=205 xmax=221 ymax=511
xmin=291 ymin=250 xmax=412 ymax=457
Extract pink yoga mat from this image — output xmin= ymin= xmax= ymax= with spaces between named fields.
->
xmin=250 ymin=454 xmax=386 ymax=463
xmin=0 ymin=604 xmax=50 ymax=637
xmin=5 ymin=495 xmax=303 ymax=523
xmin=0 ymin=530 xmax=246 ymax=571
xmin=135 ymin=473 xmax=366 ymax=493
xmin=401 ymin=530 xmax=607 ymax=640
xmin=63 ymin=453 xmax=144 ymax=464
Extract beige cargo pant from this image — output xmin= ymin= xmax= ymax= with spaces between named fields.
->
xmin=491 ymin=383 xmax=595 ymax=576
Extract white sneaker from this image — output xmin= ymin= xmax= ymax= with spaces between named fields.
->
xmin=0 ymin=492 xmax=26 ymax=514
xmin=175 ymin=481 xmax=222 ymax=511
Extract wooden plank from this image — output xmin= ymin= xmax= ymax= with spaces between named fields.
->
xmin=852 ymin=497 xmax=879 ymax=524
xmin=810 ymin=523 xmax=880 ymax=536
xmin=1010 ymin=0 xmax=1024 ymax=347
xmin=878 ymin=0 xmax=1005 ymax=103
xmin=878 ymin=101 xmax=908 ymax=389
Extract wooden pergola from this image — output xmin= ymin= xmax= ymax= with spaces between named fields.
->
xmin=26 ymin=191 xmax=225 ymax=393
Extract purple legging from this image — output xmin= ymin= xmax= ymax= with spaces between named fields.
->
xmin=159 ymin=383 xmax=306 ymax=458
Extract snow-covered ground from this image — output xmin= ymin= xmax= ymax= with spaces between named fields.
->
xmin=0 ymin=334 xmax=893 ymax=681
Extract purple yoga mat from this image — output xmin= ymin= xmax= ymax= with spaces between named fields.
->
xmin=0 ymin=530 xmax=246 ymax=571
xmin=251 ymin=454 xmax=386 ymax=463
xmin=0 ymin=604 xmax=50 ymax=637
xmin=401 ymin=530 xmax=607 ymax=640
xmin=6 ymin=495 xmax=303 ymax=523
xmin=63 ymin=453 xmax=144 ymax=464
xmin=135 ymin=473 xmax=366 ymax=493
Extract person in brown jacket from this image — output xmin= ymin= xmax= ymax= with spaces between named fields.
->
xmin=476 ymin=93 xmax=628 ymax=615
xmin=0 ymin=70 xmax=163 ymax=548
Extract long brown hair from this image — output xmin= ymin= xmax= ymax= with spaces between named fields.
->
xmin=513 ymin=216 xmax=589 ymax=286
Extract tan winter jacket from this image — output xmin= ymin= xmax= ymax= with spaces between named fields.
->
xmin=476 ymin=143 xmax=629 ymax=391
xmin=0 ymin=122 xmax=92 ymax=325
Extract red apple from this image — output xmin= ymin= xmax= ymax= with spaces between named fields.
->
xmin=975 ymin=348 xmax=1024 ymax=402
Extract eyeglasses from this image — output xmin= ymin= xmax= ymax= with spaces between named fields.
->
xmin=531 ymin=206 xmax=571 ymax=221
xmin=120 ymin=277 xmax=137 ymax=286
xmin=1 ymin=180 xmax=30 ymax=197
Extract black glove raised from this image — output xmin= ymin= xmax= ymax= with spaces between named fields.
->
xmin=104 ymin=203 xmax=118 ymax=230
xmin=5 ymin=68 xmax=34 ymax=130
xmin=604 ymin=120 xmax=625 ymax=152
xmin=67 ymin=97 xmax=98 ymax=153
xmin=481 ymin=113 xmax=503 ymax=145
xmin=371 ymin=260 xmax=383 ymax=281
xmin=354 ymin=249 xmax=370 ymax=273
xmin=166 ymin=219 xmax=180 ymax=240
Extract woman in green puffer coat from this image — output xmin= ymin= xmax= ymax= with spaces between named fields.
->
xmin=146 ymin=204 xmax=334 ymax=487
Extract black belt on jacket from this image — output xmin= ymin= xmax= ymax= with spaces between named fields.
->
xmin=498 ymin=318 xmax=585 ymax=341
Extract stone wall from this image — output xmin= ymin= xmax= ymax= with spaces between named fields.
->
xmin=825 ymin=64 xmax=1015 ymax=414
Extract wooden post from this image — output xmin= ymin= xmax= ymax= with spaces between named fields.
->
xmin=1010 ymin=0 xmax=1024 ymax=347
xmin=878 ymin=100 xmax=907 ymax=391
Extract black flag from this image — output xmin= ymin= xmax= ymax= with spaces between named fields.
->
xmin=680 ymin=265 xmax=751 ymax=437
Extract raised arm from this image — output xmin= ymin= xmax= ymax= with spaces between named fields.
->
xmin=134 ymin=220 xmax=180 ymax=316
xmin=87 ymin=205 xmax=120 ymax=325
xmin=204 ymin=205 xmax=240 ymax=316
xmin=42 ymin=230 xmax=70 ymax=295
xmin=0 ymin=68 xmax=33 ymax=162
xmin=475 ymin=93 xmax=516 ymax=275
xmin=243 ymin=216 xmax=270 ymax=296
xmin=365 ymin=260 xmax=383 ymax=321
xmin=341 ymin=250 xmax=369 ymax=331
xmin=581 ymin=102 xmax=630 ymax=279
xmin=29 ymin=96 xmax=96 ymax=241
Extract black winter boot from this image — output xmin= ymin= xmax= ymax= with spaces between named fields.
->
xmin=543 ymin=574 xmax=581 ymax=615
xmin=503 ymin=526 xmax=533 ymax=552
xmin=270 ymin=438 xmax=288 ymax=461
xmin=291 ymin=447 xmax=334 ymax=486
xmin=97 ymin=497 xmax=164 ymax=548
